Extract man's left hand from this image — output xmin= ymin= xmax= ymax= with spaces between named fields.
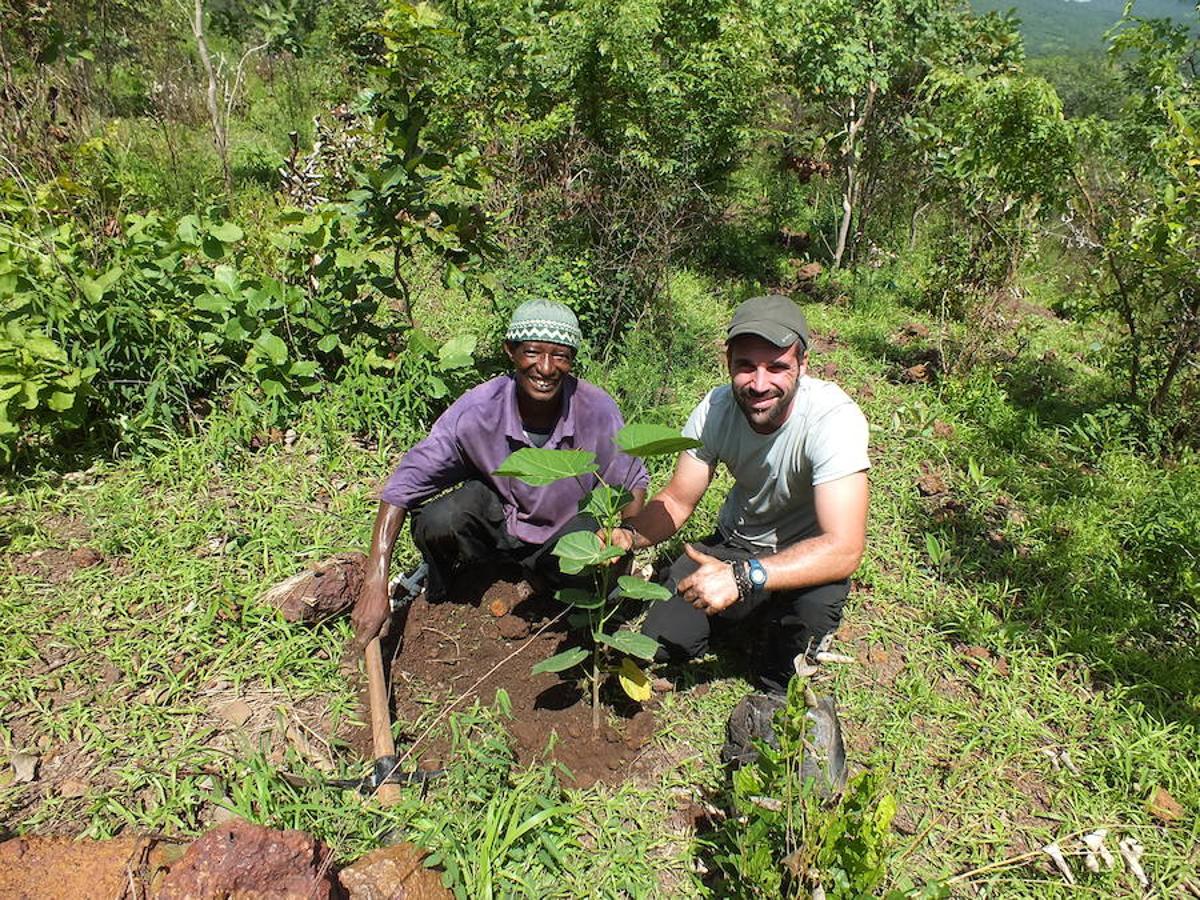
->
xmin=677 ymin=544 xmax=738 ymax=615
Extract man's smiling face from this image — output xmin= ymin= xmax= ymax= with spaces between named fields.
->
xmin=505 ymin=340 xmax=575 ymax=405
xmin=727 ymin=335 xmax=807 ymax=433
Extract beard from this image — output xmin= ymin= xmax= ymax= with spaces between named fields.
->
xmin=734 ymin=382 xmax=797 ymax=432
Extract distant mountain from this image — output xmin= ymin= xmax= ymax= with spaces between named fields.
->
xmin=971 ymin=0 xmax=1197 ymax=55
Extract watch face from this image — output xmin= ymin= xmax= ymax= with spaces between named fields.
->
xmin=749 ymin=561 xmax=767 ymax=587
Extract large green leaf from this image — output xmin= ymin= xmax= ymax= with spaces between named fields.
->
xmin=437 ymin=334 xmax=476 ymax=371
xmin=551 ymin=531 xmax=624 ymax=574
xmin=254 ymin=332 xmax=288 ymax=366
xmin=176 ymin=215 xmax=200 ymax=244
xmin=556 ymin=588 xmax=605 ymax=610
xmin=46 ymin=390 xmax=76 ymax=412
xmin=583 ymin=484 xmax=631 ymax=523
xmin=617 ymin=576 xmax=672 ymax=602
xmin=213 ymin=265 xmax=239 ymax=295
xmin=209 ymin=221 xmax=244 ymax=243
xmin=615 ymin=423 xmax=703 ymax=458
xmin=24 ymin=335 xmax=65 ymax=362
xmin=531 ymin=646 xmax=588 ymax=675
xmin=493 ymin=447 xmax=597 ymax=486
xmin=597 ymin=630 xmax=659 ymax=661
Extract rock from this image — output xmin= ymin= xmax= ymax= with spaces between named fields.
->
xmin=58 ymin=778 xmax=90 ymax=798
xmin=494 ymin=616 xmax=530 ymax=641
xmin=70 ymin=547 xmax=103 ymax=568
xmin=214 ymin=699 xmax=254 ymax=727
xmin=487 ymin=598 xmax=512 ymax=618
xmin=932 ymin=420 xmax=955 ymax=439
xmin=256 ymin=553 xmax=366 ymax=624
xmin=901 ymin=322 xmax=930 ymax=339
xmin=651 ymin=677 xmax=674 ymax=694
xmin=0 ymin=836 xmax=151 ymax=899
xmin=158 ymin=820 xmax=338 ymax=900
xmin=901 ymin=362 xmax=932 ymax=384
xmin=624 ymin=710 xmax=657 ymax=750
xmin=1147 ymin=786 xmax=1185 ymax=823
xmin=338 ymin=842 xmax=451 ymax=900
xmin=916 ymin=472 xmax=947 ymax=497
xmin=10 ymin=753 xmax=38 ymax=784
xmin=794 ymin=261 xmax=823 ymax=281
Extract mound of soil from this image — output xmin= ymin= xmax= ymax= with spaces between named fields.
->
xmin=376 ymin=565 xmax=662 ymax=788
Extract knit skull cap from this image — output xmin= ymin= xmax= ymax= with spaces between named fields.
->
xmin=505 ymin=299 xmax=582 ymax=349
xmin=727 ymin=294 xmax=809 ymax=351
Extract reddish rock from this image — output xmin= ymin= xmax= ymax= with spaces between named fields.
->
xmin=158 ymin=819 xmax=340 ymax=900
xmin=256 ymin=553 xmax=366 ymax=624
xmin=817 ymin=362 xmax=839 ymax=379
xmin=932 ymin=420 xmax=955 ymax=439
xmin=338 ymin=842 xmax=451 ymax=900
xmin=901 ymin=362 xmax=932 ymax=384
xmin=0 ymin=836 xmax=151 ymax=899
xmin=794 ymin=261 xmax=824 ymax=281
xmin=70 ymin=547 xmax=104 ymax=568
xmin=1147 ymin=786 xmax=1185 ymax=823
xmin=916 ymin=472 xmax=947 ymax=497
xmin=624 ymin=710 xmax=657 ymax=750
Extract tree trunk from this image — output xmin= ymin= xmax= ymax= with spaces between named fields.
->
xmin=190 ymin=0 xmax=231 ymax=192
xmin=833 ymin=81 xmax=877 ymax=269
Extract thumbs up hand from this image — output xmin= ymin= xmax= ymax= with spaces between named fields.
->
xmin=677 ymin=544 xmax=739 ymax=615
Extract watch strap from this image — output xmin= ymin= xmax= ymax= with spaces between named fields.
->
xmin=730 ymin=560 xmax=752 ymax=602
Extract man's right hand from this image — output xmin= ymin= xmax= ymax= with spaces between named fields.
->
xmin=351 ymin=576 xmax=391 ymax=651
xmin=597 ymin=526 xmax=635 ymax=560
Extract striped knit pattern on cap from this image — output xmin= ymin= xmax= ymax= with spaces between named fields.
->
xmin=505 ymin=299 xmax=582 ymax=349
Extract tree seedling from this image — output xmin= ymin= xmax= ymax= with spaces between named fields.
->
xmin=494 ymin=422 xmax=700 ymax=730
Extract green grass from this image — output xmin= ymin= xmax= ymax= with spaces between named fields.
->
xmin=1 ymin=266 xmax=1197 ymax=896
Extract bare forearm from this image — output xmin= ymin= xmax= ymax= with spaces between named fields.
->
xmin=624 ymin=491 xmax=695 ymax=549
xmin=619 ymin=487 xmax=646 ymax=520
xmin=366 ymin=501 xmax=406 ymax=585
xmin=759 ymin=533 xmax=864 ymax=591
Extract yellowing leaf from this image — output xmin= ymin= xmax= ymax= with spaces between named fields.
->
xmin=617 ymin=658 xmax=652 ymax=702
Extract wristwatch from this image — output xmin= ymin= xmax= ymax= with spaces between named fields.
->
xmin=747 ymin=558 xmax=768 ymax=592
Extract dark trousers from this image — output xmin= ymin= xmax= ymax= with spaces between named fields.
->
xmin=641 ymin=532 xmax=849 ymax=693
xmin=409 ymin=481 xmax=598 ymax=601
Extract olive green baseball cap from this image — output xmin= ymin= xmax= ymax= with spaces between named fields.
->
xmin=726 ymin=294 xmax=810 ymax=350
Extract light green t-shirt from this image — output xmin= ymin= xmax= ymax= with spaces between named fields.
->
xmin=682 ymin=377 xmax=870 ymax=551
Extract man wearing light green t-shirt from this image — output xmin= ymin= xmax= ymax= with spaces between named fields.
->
xmin=609 ymin=294 xmax=870 ymax=693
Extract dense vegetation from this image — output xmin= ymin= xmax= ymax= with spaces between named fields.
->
xmin=1 ymin=0 xmax=1197 ymax=895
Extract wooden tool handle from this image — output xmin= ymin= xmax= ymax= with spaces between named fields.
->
xmin=364 ymin=636 xmax=402 ymax=806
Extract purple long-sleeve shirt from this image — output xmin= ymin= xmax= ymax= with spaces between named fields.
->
xmin=380 ymin=374 xmax=649 ymax=544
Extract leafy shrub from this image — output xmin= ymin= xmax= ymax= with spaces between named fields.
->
xmin=706 ymin=679 xmax=918 ymax=899
xmin=0 ymin=191 xmax=482 ymax=462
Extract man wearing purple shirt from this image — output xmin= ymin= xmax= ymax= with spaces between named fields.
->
xmin=352 ymin=300 xmax=648 ymax=648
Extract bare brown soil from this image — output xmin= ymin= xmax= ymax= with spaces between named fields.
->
xmin=366 ymin=564 xmax=662 ymax=788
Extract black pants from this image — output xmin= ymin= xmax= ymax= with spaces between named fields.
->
xmin=641 ymin=532 xmax=849 ymax=693
xmin=409 ymin=481 xmax=598 ymax=601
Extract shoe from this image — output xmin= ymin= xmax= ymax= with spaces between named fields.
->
xmin=721 ymin=691 xmax=848 ymax=798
